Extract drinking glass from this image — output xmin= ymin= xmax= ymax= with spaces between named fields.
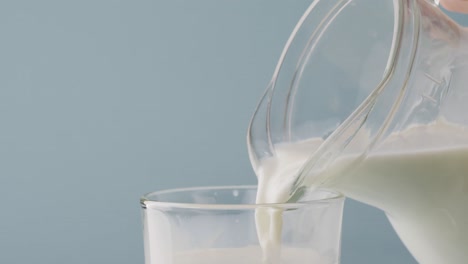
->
xmin=141 ymin=186 xmax=344 ymax=264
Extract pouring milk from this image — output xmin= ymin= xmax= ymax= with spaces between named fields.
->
xmin=254 ymin=119 xmax=468 ymax=264
xmin=249 ymin=0 xmax=468 ymax=263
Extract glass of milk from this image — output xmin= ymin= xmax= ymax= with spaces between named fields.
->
xmin=141 ymin=186 xmax=344 ymax=264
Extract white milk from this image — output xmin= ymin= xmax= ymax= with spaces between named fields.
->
xmin=173 ymin=247 xmax=331 ymax=264
xmin=255 ymin=120 xmax=468 ymax=264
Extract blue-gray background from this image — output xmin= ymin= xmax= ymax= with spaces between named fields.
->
xmin=1 ymin=1 xmax=466 ymax=263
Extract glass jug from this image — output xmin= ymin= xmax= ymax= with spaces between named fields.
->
xmin=248 ymin=0 xmax=468 ymax=263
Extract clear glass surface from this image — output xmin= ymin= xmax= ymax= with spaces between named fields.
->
xmin=141 ymin=186 xmax=344 ymax=264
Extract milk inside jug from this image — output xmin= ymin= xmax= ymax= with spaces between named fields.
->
xmin=248 ymin=0 xmax=468 ymax=263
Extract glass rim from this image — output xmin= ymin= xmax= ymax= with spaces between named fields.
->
xmin=140 ymin=185 xmax=344 ymax=210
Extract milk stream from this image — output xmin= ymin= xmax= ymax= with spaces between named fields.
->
xmin=254 ymin=119 xmax=468 ymax=264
